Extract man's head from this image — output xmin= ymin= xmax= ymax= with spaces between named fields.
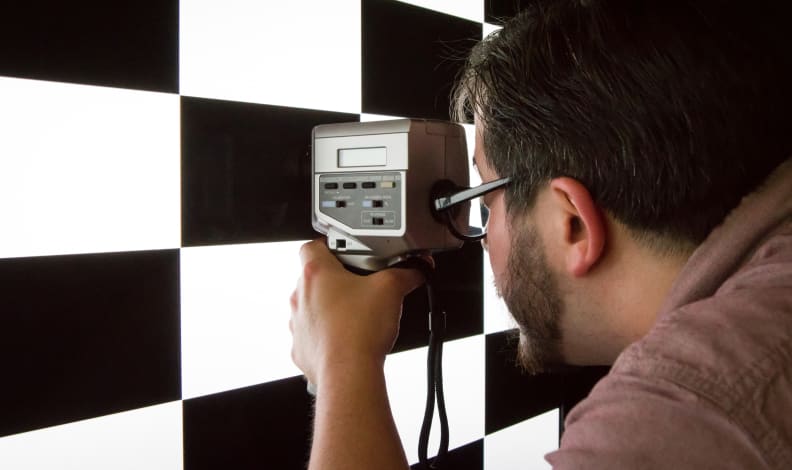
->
xmin=455 ymin=0 xmax=792 ymax=372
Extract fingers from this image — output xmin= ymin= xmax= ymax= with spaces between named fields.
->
xmin=373 ymin=254 xmax=435 ymax=295
xmin=291 ymin=242 xmax=429 ymax=383
xmin=373 ymin=266 xmax=426 ymax=296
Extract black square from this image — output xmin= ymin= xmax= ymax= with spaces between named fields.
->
xmin=0 ymin=0 xmax=178 ymax=92
xmin=485 ymin=0 xmax=530 ymax=24
xmin=181 ymin=97 xmax=359 ymax=246
xmin=485 ymin=330 xmax=609 ymax=435
xmin=362 ymin=0 xmax=482 ymax=120
xmin=0 ymin=249 xmax=182 ymax=437
xmin=183 ymin=378 xmax=314 ymax=470
xmin=394 ymin=242 xmax=484 ymax=353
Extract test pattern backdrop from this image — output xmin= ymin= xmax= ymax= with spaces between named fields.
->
xmin=0 ymin=1 xmax=606 ymax=468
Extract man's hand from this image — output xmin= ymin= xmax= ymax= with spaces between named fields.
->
xmin=289 ymin=239 xmax=425 ymax=391
xmin=289 ymin=239 xmax=425 ymax=470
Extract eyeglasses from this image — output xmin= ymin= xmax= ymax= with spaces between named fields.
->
xmin=432 ymin=176 xmax=512 ymax=242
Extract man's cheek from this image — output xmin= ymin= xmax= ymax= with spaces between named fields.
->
xmin=488 ymin=242 xmax=509 ymax=293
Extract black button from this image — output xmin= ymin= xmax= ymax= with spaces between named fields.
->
xmin=343 ymin=182 xmax=357 ymax=189
xmin=336 ymin=239 xmax=346 ymax=249
xmin=372 ymin=200 xmax=383 ymax=208
xmin=335 ymin=200 xmax=347 ymax=208
xmin=362 ymin=182 xmax=376 ymax=189
xmin=372 ymin=217 xmax=384 ymax=225
xmin=324 ymin=182 xmax=339 ymax=190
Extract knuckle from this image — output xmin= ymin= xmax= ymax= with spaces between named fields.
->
xmin=302 ymin=259 xmax=321 ymax=281
xmin=298 ymin=241 xmax=312 ymax=259
xmin=300 ymin=238 xmax=322 ymax=256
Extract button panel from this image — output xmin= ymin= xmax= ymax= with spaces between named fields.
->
xmin=318 ymin=172 xmax=402 ymax=230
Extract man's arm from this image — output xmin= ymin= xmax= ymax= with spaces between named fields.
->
xmin=289 ymin=239 xmax=424 ymax=470
xmin=310 ymin=356 xmax=407 ymax=470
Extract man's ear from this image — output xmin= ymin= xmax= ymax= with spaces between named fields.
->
xmin=548 ymin=177 xmax=606 ymax=277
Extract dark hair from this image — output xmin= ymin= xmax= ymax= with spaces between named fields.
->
xmin=454 ymin=0 xmax=792 ymax=252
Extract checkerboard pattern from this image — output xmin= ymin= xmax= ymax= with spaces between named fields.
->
xmin=0 ymin=1 xmax=605 ymax=468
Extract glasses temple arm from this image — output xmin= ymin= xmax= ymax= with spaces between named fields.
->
xmin=433 ymin=177 xmax=511 ymax=211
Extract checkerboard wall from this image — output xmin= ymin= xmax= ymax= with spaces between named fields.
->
xmin=0 ymin=1 xmax=605 ymax=468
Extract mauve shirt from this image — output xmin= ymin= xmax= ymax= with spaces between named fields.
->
xmin=546 ymin=160 xmax=792 ymax=469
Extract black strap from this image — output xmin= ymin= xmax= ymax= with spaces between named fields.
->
xmin=418 ymin=281 xmax=449 ymax=469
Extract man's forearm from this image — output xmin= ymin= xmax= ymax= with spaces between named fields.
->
xmin=309 ymin=359 xmax=409 ymax=470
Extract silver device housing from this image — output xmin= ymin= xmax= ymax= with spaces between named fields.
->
xmin=312 ymin=119 xmax=469 ymax=271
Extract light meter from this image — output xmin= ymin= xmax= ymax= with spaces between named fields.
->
xmin=311 ymin=119 xmax=471 ymax=271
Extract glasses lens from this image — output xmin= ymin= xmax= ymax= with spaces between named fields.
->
xmin=446 ymin=196 xmax=488 ymax=240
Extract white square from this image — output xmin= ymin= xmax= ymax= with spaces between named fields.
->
xmin=0 ymin=77 xmax=180 ymax=259
xmin=0 ymin=402 xmax=183 ymax=470
xmin=180 ymin=0 xmax=361 ymax=113
xmin=485 ymin=408 xmax=559 ymax=469
xmin=484 ymin=22 xmax=502 ymax=38
xmin=385 ymin=335 xmax=485 ymax=464
xmin=395 ymin=0 xmax=484 ymax=23
xmin=180 ymin=241 xmax=306 ymax=399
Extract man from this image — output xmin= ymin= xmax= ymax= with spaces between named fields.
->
xmin=290 ymin=0 xmax=792 ymax=468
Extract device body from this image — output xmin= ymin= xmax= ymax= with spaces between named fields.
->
xmin=312 ymin=119 xmax=470 ymax=270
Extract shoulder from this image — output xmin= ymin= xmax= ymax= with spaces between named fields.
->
xmin=547 ymin=225 xmax=792 ymax=469
xmin=546 ymin=369 xmax=768 ymax=470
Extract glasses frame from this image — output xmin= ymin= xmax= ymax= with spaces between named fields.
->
xmin=433 ymin=176 xmax=512 ymax=242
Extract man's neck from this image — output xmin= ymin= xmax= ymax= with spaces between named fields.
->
xmin=560 ymin=219 xmax=694 ymax=365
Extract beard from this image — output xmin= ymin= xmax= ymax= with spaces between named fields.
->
xmin=499 ymin=225 xmax=564 ymax=375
